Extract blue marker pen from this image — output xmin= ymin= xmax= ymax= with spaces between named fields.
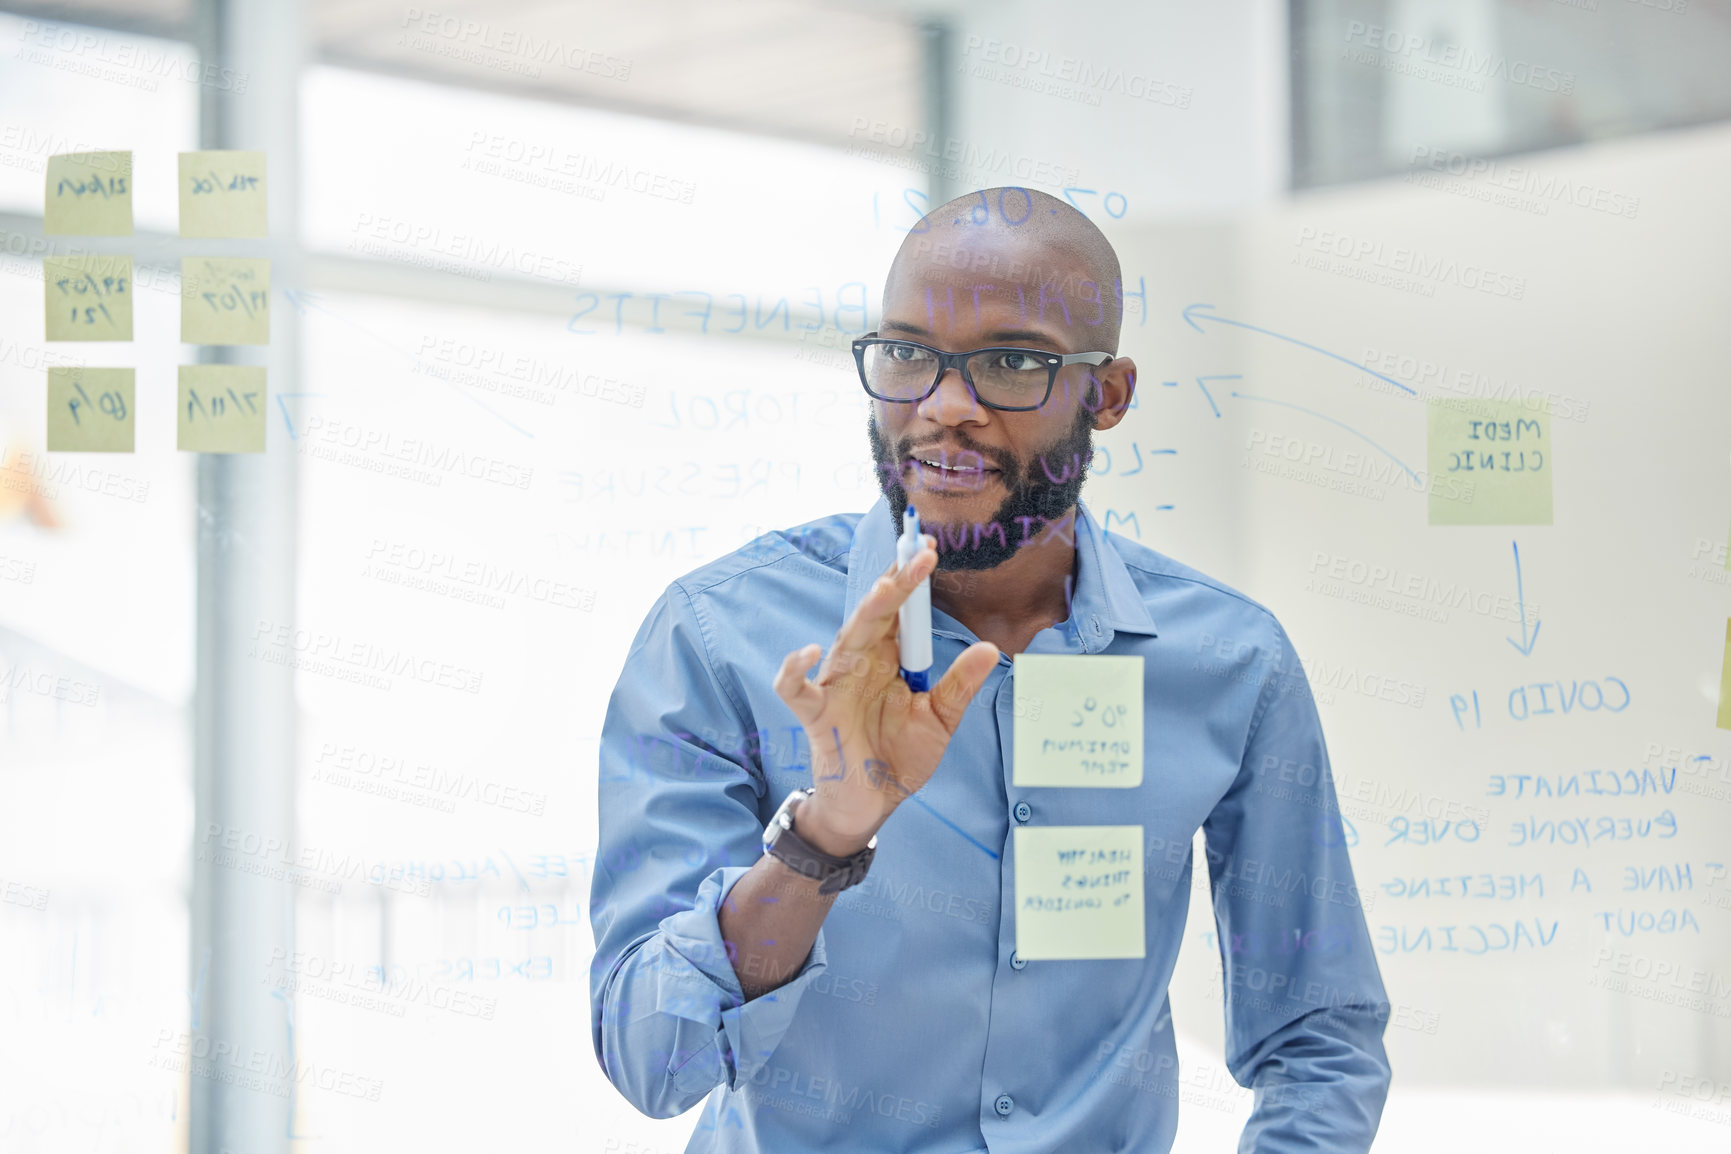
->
xmin=896 ymin=505 xmax=933 ymax=692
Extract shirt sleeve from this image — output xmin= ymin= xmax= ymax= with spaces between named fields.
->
xmin=589 ymin=582 xmax=831 ymax=1119
xmin=1200 ymin=617 xmax=1393 ymax=1153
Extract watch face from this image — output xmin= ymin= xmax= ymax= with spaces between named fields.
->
xmin=763 ymin=789 xmax=804 ymax=850
xmin=772 ymin=789 xmax=803 ymax=824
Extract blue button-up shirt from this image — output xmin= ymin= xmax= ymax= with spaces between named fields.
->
xmin=590 ymin=496 xmax=1392 ymax=1153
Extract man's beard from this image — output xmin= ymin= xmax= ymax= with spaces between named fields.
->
xmin=866 ymin=404 xmax=1095 ymax=571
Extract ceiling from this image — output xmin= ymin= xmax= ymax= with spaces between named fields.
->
xmin=2 ymin=0 xmax=928 ymax=149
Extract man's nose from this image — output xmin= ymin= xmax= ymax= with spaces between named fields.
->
xmin=915 ymin=366 xmax=985 ymax=425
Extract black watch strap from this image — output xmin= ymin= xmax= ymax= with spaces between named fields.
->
xmin=763 ymin=788 xmax=876 ymax=895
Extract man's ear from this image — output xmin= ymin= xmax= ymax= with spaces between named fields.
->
xmin=1090 ymin=357 xmax=1137 ymax=430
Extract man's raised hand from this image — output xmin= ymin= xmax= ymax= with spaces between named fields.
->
xmin=771 ymin=534 xmax=1000 ymax=855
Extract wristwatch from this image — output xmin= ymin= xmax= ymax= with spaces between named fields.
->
xmin=762 ymin=787 xmax=877 ymax=895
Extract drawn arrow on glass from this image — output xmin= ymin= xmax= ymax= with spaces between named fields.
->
xmin=1507 ymin=540 xmax=1541 ymax=656
xmin=1181 ymin=304 xmax=1417 ymax=395
xmin=1229 ymin=391 xmax=1420 ymax=485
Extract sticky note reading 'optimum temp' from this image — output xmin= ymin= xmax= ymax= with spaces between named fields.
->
xmin=178 ymin=151 xmax=267 ymax=237
xmin=181 ymin=257 xmax=269 ymax=345
xmin=178 ymin=365 xmax=265 ymax=453
xmin=47 ymin=367 xmax=134 ymax=452
xmin=1718 ymin=620 xmax=1731 ymax=732
xmin=1427 ymin=397 xmax=1552 ymax=525
xmin=45 ymin=254 xmax=133 ymax=341
xmin=1012 ymin=654 xmax=1143 ymax=787
xmin=44 ymin=151 xmax=132 ymax=235
xmin=1015 ymin=824 xmax=1144 ymax=960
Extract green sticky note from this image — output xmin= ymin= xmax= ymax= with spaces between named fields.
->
xmin=1014 ymin=824 xmax=1144 ymax=960
xmin=1427 ymin=397 xmax=1552 ymax=525
xmin=47 ymin=367 xmax=134 ymax=452
xmin=1012 ymin=654 xmax=1143 ymax=787
xmin=44 ymin=151 xmax=132 ymax=235
xmin=178 ymin=365 xmax=265 ymax=453
xmin=1718 ymin=620 xmax=1731 ymax=732
xmin=181 ymin=257 xmax=269 ymax=345
xmin=45 ymin=254 xmax=133 ymax=341
xmin=178 ymin=151 xmax=267 ymax=238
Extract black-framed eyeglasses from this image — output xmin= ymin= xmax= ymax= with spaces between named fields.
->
xmin=851 ymin=333 xmax=1114 ymax=412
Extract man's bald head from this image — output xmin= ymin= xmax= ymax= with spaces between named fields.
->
xmin=884 ymin=187 xmax=1126 ymax=353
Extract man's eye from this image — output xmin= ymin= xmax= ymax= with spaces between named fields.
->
xmin=994 ymin=352 xmax=1044 ymax=372
xmin=887 ymin=343 xmax=929 ymax=362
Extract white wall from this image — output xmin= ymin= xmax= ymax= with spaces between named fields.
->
xmin=934 ymin=0 xmax=1731 ymax=1145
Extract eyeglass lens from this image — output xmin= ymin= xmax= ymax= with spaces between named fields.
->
xmin=861 ymin=341 xmax=1051 ymax=408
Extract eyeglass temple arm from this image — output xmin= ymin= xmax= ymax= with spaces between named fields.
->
xmin=1057 ymin=352 xmax=1114 ymax=367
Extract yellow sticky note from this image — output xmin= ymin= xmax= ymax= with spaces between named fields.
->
xmin=1015 ymin=824 xmax=1144 ymax=960
xmin=178 ymin=365 xmax=266 ymax=453
xmin=47 ymin=367 xmax=134 ymax=452
xmin=1428 ymin=397 xmax=1552 ymax=525
xmin=44 ymin=151 xmax=132 ymax=235
xmin=45 ymin=254 xmax=133 ymax=341
xmin=1718 ymin=620 xmax=1731 ymax=732
xmin=181 ymin=257 xmax=269 ymax=345
xmin=178 ymin=151 xmax=267 ymax=237
xmin=1012 ymin=654 xmax=1143 ymax=787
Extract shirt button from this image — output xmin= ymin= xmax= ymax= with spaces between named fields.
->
xmin=1013 ymin=801 xmax=1032 ymax=823
xmin=994 ymin=1094 xmax=1015 ymax=1116
xmin=1009 ymin=951 xmax=1027 ymax=970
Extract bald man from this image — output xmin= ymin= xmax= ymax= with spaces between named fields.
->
xmin=591 ymin=189 xmax=1392 ymax=1154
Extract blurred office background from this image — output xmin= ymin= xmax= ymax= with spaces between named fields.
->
xmin=2 ymin=0 xmax=1730 ymax=1150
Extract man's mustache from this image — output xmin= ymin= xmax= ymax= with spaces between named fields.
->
xmin=891 ymin=435 xmax=1015 ymax=478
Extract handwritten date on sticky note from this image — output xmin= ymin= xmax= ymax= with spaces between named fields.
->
xmin=181 ymin=257 xmax=269 ymax=345
xmin=47 ymin=367 xmax=134 ymax=452
xmin=178 ymin=365 xmax=265 ymax=453
xmin=45 ymin=254 xmax=133 ymax=342
xmin=1427 ymin=396 xmax=1552 ymax=525
xmin=1014 ymin=824 xmax=1144 ymax=960
xmin=45 ymin=151 xmax=132 ymax=235
xmin=178 ymin=151 xmax=267 ymax=237
xmin=1012 ymin=653 xmax=1143 ymax=787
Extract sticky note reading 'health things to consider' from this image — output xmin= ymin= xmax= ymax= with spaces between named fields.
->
xmin=1015 ymin=824 xmax=1144 ymax=960
xmin=178 ymin=365 xmax=265 ymax=453
xmin=45 ymin=254 xmax=133 ymax=341
xmin=47 ymin=367 xmax=134 ymax=452
xmin=1012 ymin=654 xmax=1143 ymax=787
xmin=178 ymin=151 xmax=267 ymax=237
xmin=1717 ymin=620 xmax=1731 ymax=732
xmin=181 ymin=257 xmax=269 ymax=345
xmin=44 ymin=151 xmax=132 ymax=235
xmin=1427 ymin=396 xmax=1552 ymax=525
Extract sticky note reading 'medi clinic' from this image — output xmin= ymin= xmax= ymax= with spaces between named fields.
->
xmin=1428 ymin=396 xmax=1552 ymax=525
xmin=47 ymin=367 xmax=134 ymax=452
xmin=1013 ymin=654 xmax=1144 ymax=787
xmin=45 ymin=151 xmax=132 ymax=235
xmin=1015 ymin=824 xmax=1144 ymax=960
xmin=178 ymin=151 xmax=267 ymax=237
xmin=179 ymin=365 xmax=265 ymax=453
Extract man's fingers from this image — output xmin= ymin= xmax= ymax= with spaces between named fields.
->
xmin=833 ymin=544 xmax=937 ymax=663
xmin=773 ymin=643 xmax=825 ymax=724
xmin=927 ymin=641 xmax=1001 ymax=732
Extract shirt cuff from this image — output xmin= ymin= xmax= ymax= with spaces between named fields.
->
xmin=659 ymin=864 xmax=830 ymax=1094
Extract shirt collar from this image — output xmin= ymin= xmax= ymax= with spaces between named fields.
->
xmin=843 ymin=496 xmax=1158 ymax=653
